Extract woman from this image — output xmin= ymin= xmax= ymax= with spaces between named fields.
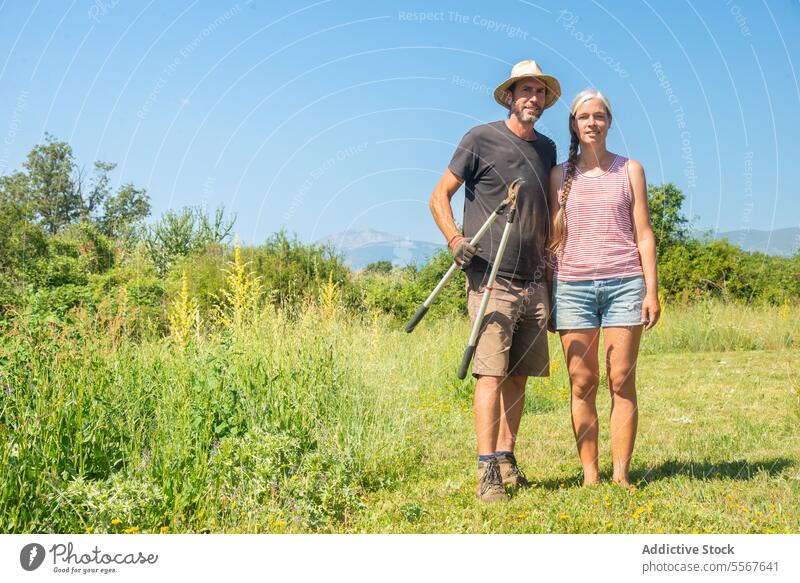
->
xmin=548 ymin=89 xmax=660 ymax=489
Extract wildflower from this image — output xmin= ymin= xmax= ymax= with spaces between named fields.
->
xmin=168 ymin=271 xmax=201 ymax=348
xmin=319 ymin=271 xmax=342 ymax=318
xmin=111 ymin=518 xmax=122 ymax=525
xmin=160 ymin=526 xmax=169 ymax=534
xmin=85 ymin=526 xmax=94 ymax=533
xmin=214 ymin=240 xmax=264 ymax=330
xmin=124 ymin=526 xmax=140 ymax=534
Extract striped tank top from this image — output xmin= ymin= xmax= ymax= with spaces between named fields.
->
xmin=555 ymin=155 xmax=643 ymax=281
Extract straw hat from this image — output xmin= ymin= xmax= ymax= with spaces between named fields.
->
xmin=493 ymin=60 xmax=561 ymax=110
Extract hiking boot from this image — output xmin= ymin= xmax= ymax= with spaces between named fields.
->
xmin=476 ymin=458 xmax=507 ymax=502
xmin=497 ymin=453 xmax=531 ymax=489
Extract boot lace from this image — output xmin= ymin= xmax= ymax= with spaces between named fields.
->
xmin=479 ymin=459 xmax=503 ymax=495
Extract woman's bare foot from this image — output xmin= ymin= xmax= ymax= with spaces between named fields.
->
xmin=583 ymin=470 xmax=601 ymax=486
xmin=612 ymin=477 xmax=638 ymax=492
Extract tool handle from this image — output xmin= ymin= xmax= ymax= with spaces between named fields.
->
xmin=457 ymin=344 xmax=476 ymax=380
xmin=404 ymin=305 xmax=429 ymax=333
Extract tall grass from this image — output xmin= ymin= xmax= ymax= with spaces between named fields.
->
xmin=0 ymin=248 xmax=418 ymax=533
xmin=641 ymin=299 xmax=799 ymax=353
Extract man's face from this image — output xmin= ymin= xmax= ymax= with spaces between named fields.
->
xmin=508 ymin=78 xmax=547 ymax=124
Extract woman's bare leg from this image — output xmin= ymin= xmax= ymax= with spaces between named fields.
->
xmin=560 ymin=329 xmax=601 ymax=485
xmin=603 ymin=325 xmax=643 ymax=489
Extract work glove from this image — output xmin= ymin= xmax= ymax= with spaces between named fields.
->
xmin=449 ymin=236 xmax=479 ymax=267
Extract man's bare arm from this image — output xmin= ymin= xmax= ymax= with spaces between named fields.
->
xmin=429 ymin=169 xmax=464 ymax=244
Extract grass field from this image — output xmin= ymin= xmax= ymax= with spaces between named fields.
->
xmin=1 ymin=296 xmax=799 ymax=534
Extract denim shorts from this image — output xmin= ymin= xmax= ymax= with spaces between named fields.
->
xmin=552 ymin=275 xmax=646 ymax=330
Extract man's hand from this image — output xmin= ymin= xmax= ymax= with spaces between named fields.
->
xmin=449 ymin=235 xmax=479 ymax=267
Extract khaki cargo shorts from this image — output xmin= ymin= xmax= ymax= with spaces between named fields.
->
xmin=466 ymin=271 xmax=550 ymax=378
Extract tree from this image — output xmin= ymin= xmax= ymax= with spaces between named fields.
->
xmin=24 ymin=134 xmax=81 ymax=234
xmin=144 ymin=206 xmax=235 ymax=275
xmin=99 ymin=183 xmax=151 ymax=239
xmin=83 ymin=161 xmax=116 ymax=217
xmin=364 ymin=260 xmax=393 ymax=274
xmin=0 ymin=180 xmax=49 ymax=312
xmin=647 ymin=182 xmax=689 ymax=256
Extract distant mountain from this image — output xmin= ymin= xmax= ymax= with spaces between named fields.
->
xmin=322 ymin=226 xmax=799 ymax=271
xmin=711 ymin=227 xmax=800 ymax=256
xmin=320 ymin=229 xmax=445 ymax=270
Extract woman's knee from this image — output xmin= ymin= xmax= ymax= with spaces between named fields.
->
xmin=608 ymin=368 xmax=636 ymax=396
xmin=570 ymin=369 xmax=600 ymax=399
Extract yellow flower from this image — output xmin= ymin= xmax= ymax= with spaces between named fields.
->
xmin=124 ymin=526 xmax=140 ymax=534
xmin=160 ymin=526 xmax=169 ymax=534
xmin=85 ymin=526 xmax=94 ymax=533
xmin=111 ymin=518 xmax=122 ymax=525
xmin=275 ymin=519 xmax=286 ymax=527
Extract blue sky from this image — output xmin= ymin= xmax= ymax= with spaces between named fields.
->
xmin=1 ymin=0 xmax=798 ymax=245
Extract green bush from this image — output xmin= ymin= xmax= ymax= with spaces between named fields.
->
xmin=355 ymin=250 xmax=466 ymax=322
xmin=248 ymin=231 xmax=352 ymax=311
xmin=659 ymin=238 xmax=800 ymax=304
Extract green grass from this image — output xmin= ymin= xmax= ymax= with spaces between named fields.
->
xmin=1 ymin=300 xmax=798 ymax=533
xmin=346 ymin=346 xmax=800 ymax=533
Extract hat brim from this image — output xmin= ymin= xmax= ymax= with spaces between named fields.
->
xmin=493 ymin=75 xmax=561 ymax=110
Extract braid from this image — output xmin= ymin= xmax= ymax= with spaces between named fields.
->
xmin=550 ymin=124 xmax=580 ymax=255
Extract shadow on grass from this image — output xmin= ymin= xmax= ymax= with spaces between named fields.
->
xmin=634 ymin=458 xmax=795 ymax=484
xmin=527 ymin=458 xmax=794 ymax=491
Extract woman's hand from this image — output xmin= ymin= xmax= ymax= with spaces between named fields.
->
xmin=641 ymin=294 xmax=661 ymax=330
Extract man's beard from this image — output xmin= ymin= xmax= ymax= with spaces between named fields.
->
xmin=514 ymin=107 xmax=540 ymax=124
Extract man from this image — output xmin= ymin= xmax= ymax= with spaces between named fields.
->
xmin=429 ymin=60 xmax=560 ymax=502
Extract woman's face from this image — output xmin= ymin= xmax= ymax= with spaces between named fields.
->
xmin=571 ymin=98 xmax=611 ymax=146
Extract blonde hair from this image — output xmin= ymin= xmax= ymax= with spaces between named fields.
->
xmin=549 ymin=89 xmax=613 ymax=255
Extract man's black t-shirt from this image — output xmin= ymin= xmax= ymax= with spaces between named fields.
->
xmin=448 ymin=120 xmax=556 ymax=282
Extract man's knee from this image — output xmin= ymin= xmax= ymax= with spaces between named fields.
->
xmin=504 ymin=375 xmax=528 ymax=391
xmin=475 ymin=374 xmax=504 ymax=392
